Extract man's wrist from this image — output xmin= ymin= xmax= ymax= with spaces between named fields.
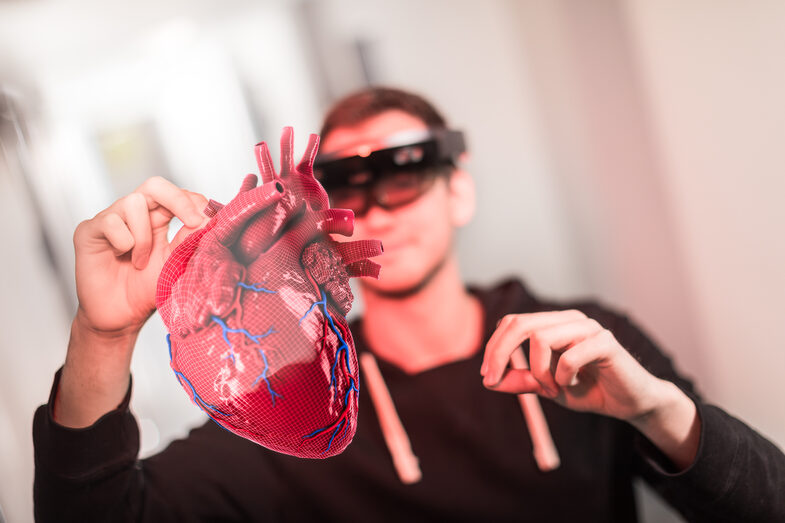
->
xmin=629 ymin=379 xmax=701 ymax=471
xmin=66 ymin=312 xmax=138 ymax=377
xmin=54 ymin=315 xmax=138 ymax=428
xmin=73 ymin=306 xmax=145 ymax=343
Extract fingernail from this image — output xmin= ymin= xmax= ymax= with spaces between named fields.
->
xmin=569 ymin=375 xmax=579 ymax=387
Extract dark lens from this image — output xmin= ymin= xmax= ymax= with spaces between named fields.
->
xmin=328 ymin=186 xmax=369 ymax=215
xmin=375 ymin=171 xmax=437 ymax=208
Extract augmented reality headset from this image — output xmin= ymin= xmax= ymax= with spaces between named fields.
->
xmin=313 ymin=128 xmax=466 ymax=189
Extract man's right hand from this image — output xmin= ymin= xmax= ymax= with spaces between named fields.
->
xmin=55 ymin=177 xmax=208 ymax=428
xmin=74 ymin=176 xmax=208 ymax=334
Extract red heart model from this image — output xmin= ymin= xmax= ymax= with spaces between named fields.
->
xmin=156 ymin=128 xmax=383 ymax=458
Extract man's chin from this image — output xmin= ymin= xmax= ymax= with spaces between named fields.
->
xmin=361 ymin=276 xmax=425 ymax=299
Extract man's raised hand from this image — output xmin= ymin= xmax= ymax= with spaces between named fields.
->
xmin=481 ymin=310 xmax=666 ymax=422
xmin=55 ymin=177 xmax=207 ymax=428
xmin=480 ymin=310 xmax=701 ymax=469
xmin=73 ymin=176 xmax=208 ymax=335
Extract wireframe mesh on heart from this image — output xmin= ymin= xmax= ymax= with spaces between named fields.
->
xmin=156 ymin=128 xmax=383 ymax=458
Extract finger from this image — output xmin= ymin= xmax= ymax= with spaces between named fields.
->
xmin=484 ymin=368 xmax=544 ymax=394
xmin=480 ymin=313 xmax=527 ymax=374
xmin=279 ymin=126 xmax=295 ymax=177
xmin=161 ymin=192 xmax=210 ymax=253
xmin=184 ymin=190 xmax=209 ymax=217
xmin=296 ymin=133 xmax=320 ymax=176
xmin=529 ymin=330 xmax=560 ymax=398
xmin=255 ymin=141 xmax=277 ymax=184
xmin=481 ymin=310 xmax=585 ymax=386
xmin=481 ymin=310 xmax=583 ymax=373
xmin=120 ymin=193 xmax=153 ymax=269
xmin=529 ymin=318 xmax=603 ymax=394
xmin=93 ymin=212 xmax=135 ymax=256
xmin=554 ymin=329 xmax=616 ymax=387
xmin=135 ymin=176 xmax=203 ymax=228
xmin=532 ymin=318 xmax=605 ymax=354
xmin=168 ymin=190 xmax=209 ymax=242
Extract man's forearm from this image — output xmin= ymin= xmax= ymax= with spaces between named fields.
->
xmin=629 ymin=379 xmax=702 ymax=471
xmin=54 ymin=313 xmax=138 ymax=428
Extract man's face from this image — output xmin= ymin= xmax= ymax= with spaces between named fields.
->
xmin=320 ymin=110 xmax=459 ymax=295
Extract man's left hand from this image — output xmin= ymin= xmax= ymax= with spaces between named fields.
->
xmin=481 ymin=310 xmax=701 ymax=469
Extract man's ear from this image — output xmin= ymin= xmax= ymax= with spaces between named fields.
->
xmin=447 ymin=168 xmax=476 ymax=227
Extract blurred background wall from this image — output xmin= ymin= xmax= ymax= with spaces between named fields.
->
xmin=1 ymin=0 xmax=783 ymax=521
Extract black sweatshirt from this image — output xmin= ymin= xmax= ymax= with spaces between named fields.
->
xmin=33 ymin=279 xmax=785 ymax=522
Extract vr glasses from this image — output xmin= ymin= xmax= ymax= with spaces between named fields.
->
xmin=313 ymin=128 xmax=466 ymax=217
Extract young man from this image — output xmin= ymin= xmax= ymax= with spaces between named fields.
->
xmin=34 ymin=87 xmax=785 ymax=521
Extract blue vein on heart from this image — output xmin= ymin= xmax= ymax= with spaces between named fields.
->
xmin=208 ymin=280 xmax=280 ymax=404
xmin=300 ymin=289 xmax=357 ymax=453
xmin=167 ymin=333 xmax=232 ymax=418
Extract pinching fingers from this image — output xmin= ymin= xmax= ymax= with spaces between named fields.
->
xmin=135 ymin=176 xmax=204 ymax=228
xmin=481 ymin=310 xmax=586 ymax=389
xmin=553 ymin=329 xmax=616 ymax=387
xmin=529 ymin=318 xmax=604 ymax=388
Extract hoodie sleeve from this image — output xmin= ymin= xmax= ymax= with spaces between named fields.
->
xmin=608 ymin=313 xmax=785 ymax=523
xmin=33 ymin=368 xmax=280 ymax=522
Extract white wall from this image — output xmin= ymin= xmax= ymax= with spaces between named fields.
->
xmin=625 ymin=0 xmax=785 ymax=447
xmin=512 ymin=0 xmax=708 ymax=388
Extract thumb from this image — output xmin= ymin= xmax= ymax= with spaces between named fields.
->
xmin=170 ymin=190 xmax=210 ymax=249
xmin=483 ymin=368 xmax=546 ymax=395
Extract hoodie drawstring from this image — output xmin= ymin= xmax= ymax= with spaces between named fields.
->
xmin=359 ymin=352 xmax=422 ymax=484
xmin=359 ymin=347 xmax=560 ymax=485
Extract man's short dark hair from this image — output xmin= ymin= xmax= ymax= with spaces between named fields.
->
xmin=320 ymin=87 xmax=448 ymax=139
